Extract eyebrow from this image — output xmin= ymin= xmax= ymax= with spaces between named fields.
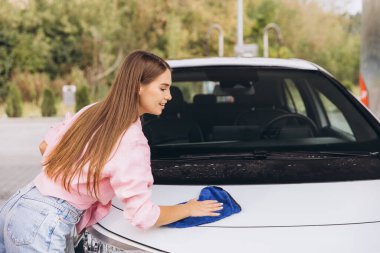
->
xmin=160 ymin=83 xmax=171 ymax=87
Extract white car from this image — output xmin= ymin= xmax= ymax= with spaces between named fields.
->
xmin=77 ymin=58 xmax=380 ymax=253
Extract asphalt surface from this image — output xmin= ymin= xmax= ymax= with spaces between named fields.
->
xmin=0 ymin=117 xmax=61 ymax=204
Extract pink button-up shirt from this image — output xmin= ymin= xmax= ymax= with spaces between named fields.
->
xmin=34 ymin=104 xmax=160 ymax=232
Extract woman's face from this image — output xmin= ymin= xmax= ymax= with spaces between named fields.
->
xmin=139 ymin=69 xmax=172 ymax=116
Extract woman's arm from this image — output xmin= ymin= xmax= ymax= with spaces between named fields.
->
xmin=110 ymin=134 xmax=224 ymax=229
xmin=155 ymin=199 xmax=223 ymax=227
xmin=39 ymin=140 xmax=47 ymax=155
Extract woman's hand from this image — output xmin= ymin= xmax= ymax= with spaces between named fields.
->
xmin=39 ymin=140 xmax=47 ymax=155
xmin=155 ymin=199 xmax=223 ymax=227
xmin=185 ymin=198 xmax=223 ymax=217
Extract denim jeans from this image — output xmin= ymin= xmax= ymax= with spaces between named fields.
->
xmin=0 ymin=183 xmax=83 ymax=253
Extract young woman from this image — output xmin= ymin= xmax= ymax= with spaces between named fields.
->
xmin=0 ymin=50 xmax=223 ymax=252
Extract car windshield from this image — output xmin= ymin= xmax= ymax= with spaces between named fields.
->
xmin=142 ymin=66 xmax=380 ymax=156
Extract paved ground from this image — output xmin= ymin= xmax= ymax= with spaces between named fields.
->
xmin=0 ymin=117 xmax=61 ymax=204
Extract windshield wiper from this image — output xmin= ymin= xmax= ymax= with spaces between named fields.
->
xmin=312 ymin=151 xmax=380 ymax=157
xmin=161 ymin=152 xmax=262 ymax=161
xmin=156 ymin=151 xmax=380 ymax=161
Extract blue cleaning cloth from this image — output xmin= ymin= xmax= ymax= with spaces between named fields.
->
xmin=166 ymin=186 xmax=241 ymax=228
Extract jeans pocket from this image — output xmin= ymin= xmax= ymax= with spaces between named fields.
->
xmin=6 ymin=200 xmax=49 ymax=246
xmin=59 ymin=210 xmax=82 ymax=226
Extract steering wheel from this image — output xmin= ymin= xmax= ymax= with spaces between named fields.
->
xmin=260 ymin=114 xmax=318 ymax=139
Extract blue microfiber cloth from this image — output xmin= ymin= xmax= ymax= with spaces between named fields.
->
xmin=166 ymin=186 xmax=242 ymax=228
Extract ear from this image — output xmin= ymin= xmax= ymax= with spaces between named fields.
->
xmin=139 ymin=86 xmax=143 ymax=95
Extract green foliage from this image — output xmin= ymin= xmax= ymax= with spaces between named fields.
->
xmin=11 ymin=71 xmax=49 ymax=104
xmin=41 ymin=87 xmax=57 ymax=116
xmin=75 ymin=85 xmax=90 ymax=112
xmin=244 ymin=0 xmax=361 ymax=89
xmin=0 ymin=0 xmax=362 ymax=103
xmin=5 ymin=84 xmax=23 ymax=117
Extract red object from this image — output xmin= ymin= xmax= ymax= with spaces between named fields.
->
xmin=359 ymin=73 xmax=369 ymax=107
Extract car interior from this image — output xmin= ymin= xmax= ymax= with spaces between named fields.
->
xmin=142 ymin=67 xmax=377 ymax=147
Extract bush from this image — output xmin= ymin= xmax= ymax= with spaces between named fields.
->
xmin=41 ymin=88 xmax=57 ymax=117
xmin=11 ymin=71 xmax=49 ymax=104
xmin=75 ymin=85 xmax=90 ymax=112
xmin=5 ymin=85 xmax=23 ymax=117
xmin=50 ymin=78 xmax=65 ymax=99
xmin=0 ymin=82 xmax=9 ymax=103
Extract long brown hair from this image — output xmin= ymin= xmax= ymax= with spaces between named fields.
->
xmin=44 ymin=50 xmax=170 ymax=198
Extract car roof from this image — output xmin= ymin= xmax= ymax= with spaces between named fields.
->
xmin=167 ymin=57 xmax=319 ymax=70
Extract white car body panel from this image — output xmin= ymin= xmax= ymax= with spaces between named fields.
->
xmin=95 ymin=180 xmax=380 ymax=253
xmin=167 ymin=57 xmax=318 ymax=70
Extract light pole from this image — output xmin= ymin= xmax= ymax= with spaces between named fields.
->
xmin=237 ymin=0 xmax=244 ymax=49
xmin=235 ymin=0 xmax=258 ymax=57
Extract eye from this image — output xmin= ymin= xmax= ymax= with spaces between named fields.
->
xmin=160 ymin=88 xmax=167 ymax=91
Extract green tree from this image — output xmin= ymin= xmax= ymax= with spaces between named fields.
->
xmin=75 ymin=85 xmax=90 ymax=112
xmin=5 ymin=84 xmax=23 ymax=117
xmin=0 ymin=0 xmax=362 ymax=99
xmin=41 ymin=87 xmax=57 ymax=116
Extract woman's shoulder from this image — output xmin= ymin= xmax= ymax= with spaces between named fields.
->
xmin=76 ymin=102 xmax=98 ymax=116
xmin=66 ymin=102 xmax=98 ymax=124
xmin=120 ymin=118 xmax=147 ymax=145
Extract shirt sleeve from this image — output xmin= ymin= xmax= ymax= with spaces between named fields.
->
xmin=44 ymin=112 xmax=73 ymax=145
xmin=109 ymin=137 xmax=160 ymax=230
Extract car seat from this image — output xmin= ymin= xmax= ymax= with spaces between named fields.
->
xmin=234 ymin=80 xmax=288 ymax=126
xmin=192 ymin=94 xmax=218 ymax=140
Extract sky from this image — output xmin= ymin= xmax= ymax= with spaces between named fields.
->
xmin=313 ymin=0 xmax=362 ymax=14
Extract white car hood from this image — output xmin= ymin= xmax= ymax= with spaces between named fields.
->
xmin=95 ymin=180 xmax=380 ymax=253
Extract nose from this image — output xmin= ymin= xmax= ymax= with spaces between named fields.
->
xmin=166 ymin=90 xmax=172 ymax=101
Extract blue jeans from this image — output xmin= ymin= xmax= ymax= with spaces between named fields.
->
xmin=0 ymin=183 xmax=83 ymax=253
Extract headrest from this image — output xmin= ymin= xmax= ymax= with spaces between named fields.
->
xmin=253 ymin=81 xmax=280 ymax=108
xmin=234 ymin=95 xmax=254 ymax=106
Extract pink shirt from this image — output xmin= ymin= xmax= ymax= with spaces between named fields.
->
xmin=34 ymin=104 xmax=160 ymax=232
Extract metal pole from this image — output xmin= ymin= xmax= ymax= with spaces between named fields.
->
xmin=207 ymin=24 xmax=224 ymax=57
xmin=237 ymin=0 xmax=243 ymax=48
xmin=235 ymin=0 xmax=258 ymax=57
xmin=263 ymin=23 xmax=283 ymax=58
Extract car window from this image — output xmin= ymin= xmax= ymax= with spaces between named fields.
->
xmin=143 ymin=67 xmax=378 ymax=151
xmin=284 ymin=78 xmax=307 ymax=116
xmin=173 ymin=81 xmax=203 ymax=103
xmin=318 ymin=91 xmax=354 ymax=135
